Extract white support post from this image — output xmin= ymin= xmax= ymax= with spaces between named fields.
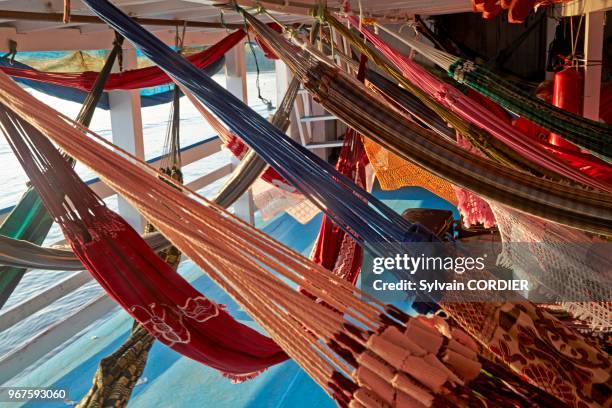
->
xmin=275 ymin=59 xmax=297 ymax=139
xmin=109 ymin=47 xmax=145 ymax=232
xmin=225 ymin=40 xmax=255 ymax=225
xmin=583 ymin=11 xmax=605 ymax=121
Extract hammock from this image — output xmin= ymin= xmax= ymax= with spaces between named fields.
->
xmin=2 ymin=65 xmax=608 ymax=407
xmin=0 ymin=104 xmax=289 ymax=381
xmin=0 ymin=30 xmax=245 ymax=92
xmin=381 ymin=26 xmax=612 ymax=163
xmin=310 ymin=128 xmax=367 ymax=285
xmin=77 ymin=323 xmax=154 ymax=408
xmin=0 ymin=35 xmax=121 ymax=309
xmin=346 ymin=20 xmax=611 ymax=326
xmin=491 ymin=202 xmax=612 ymax=331
xmin=8 ymin=4 xmax=612 ymax=403
xmin=248 ymin=11 xmax=612 ymax=236
xmin=345 ymin=18 xmax=612 ymax=192
xmin=365 ymin=70 xmax=455 ymax=141
xmin=362 ymin=73 xmax=459 ymax=203
xmin=326 ymin=16 xmax=596 ymax=192
xmin=0 ymin=55 xmax=225 ymax=109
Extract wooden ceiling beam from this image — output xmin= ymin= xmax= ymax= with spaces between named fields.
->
xmin=0 ymin=10 xmax=244 ymax=29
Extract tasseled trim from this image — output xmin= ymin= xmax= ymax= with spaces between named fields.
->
xmin=222 ymin=369 xmax=266 ymax=384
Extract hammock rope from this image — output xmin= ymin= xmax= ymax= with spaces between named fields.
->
xmin=310 ymin=55 xmax=370 ymax=286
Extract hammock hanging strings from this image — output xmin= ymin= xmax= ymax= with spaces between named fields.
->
xmin=0 ymin=34 xmax=122 ymax=309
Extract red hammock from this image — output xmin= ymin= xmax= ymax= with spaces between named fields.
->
xmin=0 ymin=30 xmax=246 ymax=92
xmin=310 ymin=129 xmax=368 ymax=284
xmin=0 ymin=105 xmax=287 ymax=381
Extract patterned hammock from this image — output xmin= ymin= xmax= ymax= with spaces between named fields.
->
xmin=346 ymin=17 xmax=611 ymax=192
xmin=0 ymin=36 xmax=121 ymax=309
xmin=380 ymin=27 xmax=612 ymax=163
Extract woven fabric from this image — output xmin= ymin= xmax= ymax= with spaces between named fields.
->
xmin=310 ymin=129 xmax=368 ymax=285
xmin=491 ymin=201 xmax=611 ymax=332
xmin=363 ymin=138 xmax=458 ymax=205
xmin=450 ymin=59 xmax=612 ymax=162
xmin=77 ymin=323 xmax=154 ymax=408
xmin=353 ymin=19 xmax=611 ymax=191
xmin=443 ymin=301 xmax=611 ymax=407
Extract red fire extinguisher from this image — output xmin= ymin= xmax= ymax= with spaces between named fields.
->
xmin=549 ymin=66 xmax=582 ymax=151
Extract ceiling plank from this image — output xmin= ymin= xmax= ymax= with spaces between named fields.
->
xmin=0 ymin=10 xmax=243 ymax=29
xmin=0 ymin=26 xmax=229 ymax=51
